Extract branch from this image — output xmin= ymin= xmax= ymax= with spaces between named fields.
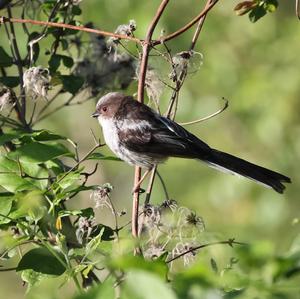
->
xmin=5 ymin=7 xmax=28 ymax=127
xmin=166 ymin=0 xmax=216 ymax=120
xmin=0 ymin=16 xmax=142 ymax=43
xmin=132 ymin=0 xmax=170 ymax=240
xmin=179 ymin=97 xmax=228 ymax=126
xmin=152 ymin=0 xmax=219 ymax=45
xmin=166 ymin=239 xmax=247 ymax=263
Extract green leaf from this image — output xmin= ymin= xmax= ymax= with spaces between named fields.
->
xmin=61 ymin=55 xmax=74 ymax=68
xmin=0 ymin=46 xmax=13 ymax=67
xmin=72 ymin=5 xmax=82 ymax=16
xmin=122 ymin=270 xmax=177 ymax=299
xmin=249 ymin=6 xmax=267 ymax=22
xmin=49 ymin=54 xmax=61 ymax=72
xmin=0 ymin=193 xmax=13 ymax=224
xmin=17 ymin=247 xmax=66 ymax=275
xmin=26 ymin=130 xmax=67 ymax=142
xmin=0 ymin=156 xmax=37 ymax=192
xmin=0 ymin=132 xmax=18 ymax=146
xmin=60 ymin=75 xmax=84 ymax=94
xmin=110 ymin=255 xmax=168 ymax=279
xmin=266 ymin=0 xmax=278 ymax=13
xmin=8 ymin=142 xmax=71 ymax=164
xmin=57 ymin=171 xmax=81 ymax=189
xmin=0 ymin=76 xmax=20 ymax=87
xmin=88 ymin=152 xmax=122 ymax=161
xmin=21 ymin=269 xmax=51 ymax=292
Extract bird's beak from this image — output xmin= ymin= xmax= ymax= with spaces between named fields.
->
xmin=91 ymin=111 xmax=99 ymax=118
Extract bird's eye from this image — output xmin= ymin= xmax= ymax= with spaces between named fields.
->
xmin=102 ymin=106 xmax=107 ymax=112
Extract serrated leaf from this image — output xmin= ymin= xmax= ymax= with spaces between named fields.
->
xmin=0 ymin=46 xmax=13 ymax=67
xmin=8 ymin=142 xmax=71 ymax=164
xmin=17 ymin=247 xmax=66 ymax=275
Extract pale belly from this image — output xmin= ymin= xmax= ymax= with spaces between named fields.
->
xmin=98 ymin=117 xmax=166 ymax=169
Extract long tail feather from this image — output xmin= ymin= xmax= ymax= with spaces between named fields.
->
xmin=204 ymin=149 xmax=291 ymax=193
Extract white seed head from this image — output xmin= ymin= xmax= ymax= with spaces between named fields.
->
xmin=0 ymin=87 xmax=15 ymax=111
xmin=23 ymin=66 xmax=51 ymax=99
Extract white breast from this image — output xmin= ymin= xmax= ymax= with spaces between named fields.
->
xmin=98 ymin=116 xmax=166 ymax=168
xmin=98 ymin=117 xmax=120 ymax=155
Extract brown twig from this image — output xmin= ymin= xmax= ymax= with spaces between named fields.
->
xmin=153 ymin=0 xmax=218 ymax=45
xmin=5 ymin=7 xmax=28 ymax=127
xmin=179 ymin=97 xmax=229 ymax=126
xmin=144 ymin=166 xmax=157 ymax=205
xmin=296 ymin=0 xmax=300 ymax=20
xmin=142 ymin=0 xmax=217 ymax=214
xmin=166 ymin=239 xmax=247 ymax=263
xmin=0 ymin=16 xmax=142 ymax=43
xmin=166 ymin=0 xmax=215 ymax=120
xmin=132 ymin=0 xmax=170 ymax=240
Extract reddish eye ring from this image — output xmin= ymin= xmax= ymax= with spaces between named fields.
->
xmin=102 ymin=106 xmax=107 ymax=112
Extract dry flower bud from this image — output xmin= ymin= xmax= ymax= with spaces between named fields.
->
xmin=172 ymin=242 xmax=197 ymax=266
xmin=0 ymin=87 xmax=16 ymax=111
xmin=90 ymin=183 xmax=113 ymax=209
xmin=169 ymin=50 xmax=203 ymax=81
xmin=23 ymin=66 xmax=51 ymax=99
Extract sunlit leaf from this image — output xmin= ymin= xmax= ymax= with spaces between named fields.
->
xmin=0 ymin=193 xmax=13 ymax=224
xmin=8 ymin=142 xmax=71 ymax=164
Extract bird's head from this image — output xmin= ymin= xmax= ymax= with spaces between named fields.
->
xmin=92 ymin=92 xmax=126 ymax=120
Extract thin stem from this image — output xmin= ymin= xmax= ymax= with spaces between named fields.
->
xmin=133 ymin=0 xmax=170 ymax=240
xmin=296 ymin=0 xmax=300 ymax=20
xmin=156 ymin=171 xmax=170 ymax=200
xmin=132 ymin=167 xmax=141 ymax=238
xmin=144 ymin=166 xmax=157 ymax=205
xmin=166 ymin=0 xmax=214 ymax=120
xmin=50 ymin=143 xmax=104 ymax=189
xmin=107 ymin=194 xmax=119 ymax=240
xmin=153 ymin=0 xmax=219 ymax=45
xmin=166 ymin=239 xmax=247 ymax=263
xmin=5 ymin=7 xmax=28 ymax=127
xmin=0 ymin=16 xmax=142 ymax=43
xmin=179 ymin=97 xmax=228 ymax=126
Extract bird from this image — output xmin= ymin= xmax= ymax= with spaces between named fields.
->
xmin=92 ymin=92 xmax=291 ymax=194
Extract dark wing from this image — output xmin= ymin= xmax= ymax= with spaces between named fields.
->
xmin=117 ymin=99 xmax=211 ymax=159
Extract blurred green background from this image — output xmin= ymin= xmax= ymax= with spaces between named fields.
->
xmin=1 ymin=0 xmax=300 ymax=298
